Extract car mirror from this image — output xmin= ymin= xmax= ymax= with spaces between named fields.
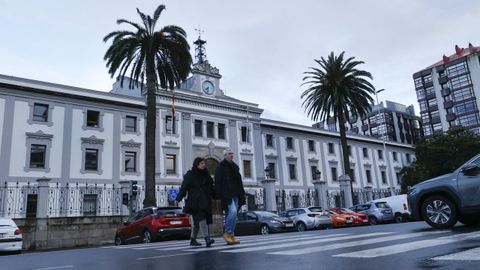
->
xmin=123 ymin=221 xmax=130 ymax=226
xmin=461 ymin=164 xmax=479 ymax=174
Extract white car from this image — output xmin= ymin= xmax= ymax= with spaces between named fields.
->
xmin=371 ymin=194 xmax=410 ymax=222
xmin=0 ymin=218 xmax=22 ymax=253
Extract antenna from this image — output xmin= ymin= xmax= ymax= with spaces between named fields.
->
xmin=194 ymin=26 xmax=207 ymax=64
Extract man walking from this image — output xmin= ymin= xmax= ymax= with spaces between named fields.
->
xmin=215 ymin=148 xmax=246 ymax=245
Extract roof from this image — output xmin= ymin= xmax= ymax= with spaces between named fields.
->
xmin=417 ymin=44 xmax=480 ymax=73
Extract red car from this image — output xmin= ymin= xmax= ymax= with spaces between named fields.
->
xmin=115 ymin=207 xmax=191 ymax=245
xmin=329 ymin=207 xmax=370 ymax=226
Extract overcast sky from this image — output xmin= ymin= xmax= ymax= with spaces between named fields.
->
xmin=1 ymin=1 xmax=479 ymax=125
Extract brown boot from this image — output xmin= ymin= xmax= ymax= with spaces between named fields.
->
xmin=223 ymin=233 xmax=234 ymax=245
xmin=230 ymin=235 xmax=240 ymax=244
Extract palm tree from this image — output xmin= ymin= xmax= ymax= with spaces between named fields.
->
xmin=104 ymin=5 xmax=192 ymax=207
xmin=301 ymin=51 xmax=375 ymax=203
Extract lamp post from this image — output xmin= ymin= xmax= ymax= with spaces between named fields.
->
xmin=375 ymin=88 xmax=392 ymax=193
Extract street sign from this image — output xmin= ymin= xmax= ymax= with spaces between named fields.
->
xmin=168 ymin=188 xmax=179 ymax=201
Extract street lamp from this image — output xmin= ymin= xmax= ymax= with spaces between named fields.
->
xmin=374 ymin=88 xmax=391 ymax=191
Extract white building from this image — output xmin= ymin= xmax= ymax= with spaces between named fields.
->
xmin=0 ymin=39 xmax=415 ymax=218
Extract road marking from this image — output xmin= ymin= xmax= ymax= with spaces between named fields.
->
xmin=137 ymin=252 xmax=196 ymax=260
xmin=432 ymin=247 xmax=480 ymax=261
xmin=32 ymin=266 xmax=74 ymax=270
xmin=333 ymin=231 xmax=480 ymax=258
xmin=224 ymin=232 xmax=391 ymax=253
xmin=270 ymin=231 xmax=446 ymax=255
xmin=185 ymin=234 xmax=350 ymax=252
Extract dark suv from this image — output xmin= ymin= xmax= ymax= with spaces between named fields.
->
xmin=115 ymin=207 xmax=191 ymax=245
xmin=408 ymin=154 xmax=480 ymax=229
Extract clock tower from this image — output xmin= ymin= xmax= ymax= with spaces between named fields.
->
xmin=188 ymin=31 xmax=222 ymax=97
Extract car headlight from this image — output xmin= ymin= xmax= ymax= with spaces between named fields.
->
xmin=270 ymin=219 xmax=281 ymax=224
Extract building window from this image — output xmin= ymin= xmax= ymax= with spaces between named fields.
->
xmin=308 ymin=140 xmax=315 ymax=152
xmin=328 ymin=143 xmax=335 ymax=154
xmin=396 ymin=172 xmax=402 ymax=185
xmin=194 ymin=120 xmax=203 ymax=137
xmin=126 ymin=116 xmax=137 ymax=133
xmin=363 ymin=148 xmax=368 ymax=158
xmin=85 ymin=148 xmax=99 ymax=171
xmin=207 ymin=121 xmax=215 ymax=138
xmin=33 ymin=103 xmax=49 ymax=122
xmin=268 ymin=162 xmax=276 ymax=178
xmin=243 ymin=160 xmax=251 ymax=178
xmin=366 ymin=169 xmax=372 ymax=184
xmin=311 ymin=166 xmax=318 ymax=180
xmin=350 ymin=168 xmax=355 ymax=182
xmin=218 ymin=123 xmax=226 ymax=140
xmin=393 ymin=152 xmax=398 ymax=162
xmin=165 ymin=115 xmax=175 ymax=134
xmin=406 ymin=153 xmax=411 ymax=163
xmin=288 ymin=164 xmax=296 ymax=180
xmin=331 ymin=167 xmax=338 ymax=182
xmin=83 ymin=194 xmax=97 ymax=216
xmin=166 ymin=154 xmax=176 ymax=175
xmin=286 ymin=137 xmax=293 ymax=149
xmin=86 ymin=110 xmax=100 ymax=128
xmin=241 ymin=126 xmax=249 ymax=142
xmin=125 ymin=151 xmax=137 ymax=172
xmin=29 ymin=144 xmax=46 ymax=168
xmin=381 ymin=171 xmax=387 ymax=184
xmin=348 ymin=145 xmax=352 ymax=156
xmin=266 ymin=134 xmax=273 ymax=147
xmin=378 ymin=149 xmax=384 ymax=160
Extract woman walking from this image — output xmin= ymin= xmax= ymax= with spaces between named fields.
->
xmin=176 ymin=157 xmax=216 ymax=247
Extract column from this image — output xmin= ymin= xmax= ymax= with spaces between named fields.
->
xmin=35 ymin=177 xmax=51 ymax=249
xmin=339 ymin=175 xmax=353 ymax=207
xmin=119 ymin=180 xmax=131 ymax=216
xmin=365 ymin=185 xmax=373 ymax=202
xmin=312 ymin=179 xmax=328 ymax=210
xmin=261 ymin=178 xmax=277 ymax=212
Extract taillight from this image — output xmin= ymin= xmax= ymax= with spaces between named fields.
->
xmin=14 ymin=229 xmax=21 ymax=235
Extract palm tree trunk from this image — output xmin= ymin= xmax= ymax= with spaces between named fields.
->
xmin=143 ymin=61 xmax=157 ymax=207
xmin=337 ymin=110 xmax=354 ymax=202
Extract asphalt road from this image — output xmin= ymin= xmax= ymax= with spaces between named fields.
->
xmin=1 ymin=221 xmax=479 ymax=270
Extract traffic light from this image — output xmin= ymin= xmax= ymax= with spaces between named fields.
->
xmin=130 ymin=180 xmax=138 ymax=197
xmin=122 ymin=193 xmax=129 ymax=206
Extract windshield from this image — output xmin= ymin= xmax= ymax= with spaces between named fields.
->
xmin=308 ymin=207 xmax=323 ymax=212
xmin=255 ymin=211 xmax=279 ymax=218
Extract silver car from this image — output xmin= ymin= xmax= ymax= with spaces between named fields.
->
xmin=279 ymin=207 xmax=332 ymax=231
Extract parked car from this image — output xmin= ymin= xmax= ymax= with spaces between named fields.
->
xmin=371 ymin=195 xmax=410 ymax=223
xmin=279 ymin=207 xmax=332 ymax=231
xmin=115 ymin=207 xmax=191 ymax=245
xmin=0 ymin=218 xmax=22 ymax=253
xmin=408 ymin=154 xmax=480 ymax=229
xmin=350 ymin=201 xmax=395 ymax=225
xmin=329 ymin=207 xmax=370 ymax=226
xmin=235 ymin=211 xmax=295 ymax=235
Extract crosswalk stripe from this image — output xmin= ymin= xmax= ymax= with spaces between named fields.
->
xmin=269 ymin=231 xmax=446 ymax=255
xmin=182 ymin=233 xmax=350 ymax=252
xmin=432 ymin=247 xmax=480 ymax=261
xmin=224 ymin=232 xmax=392 ymax=253
xmin=150 ymin=234 xmax=316 ymax=251
xmin=333 ymin=231 xmax=480 ymax=258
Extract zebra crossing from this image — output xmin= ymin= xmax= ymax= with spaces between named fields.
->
xmin=105 ymin=230 xmax=480 ymax=261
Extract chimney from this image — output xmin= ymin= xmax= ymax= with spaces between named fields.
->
xmin=469 ymin=43 xmax=477 ymax=53
xmin=443 ymin=54 xmax=450 ymax=63
xmin=455 ymin=45 xmax=464 ymax=55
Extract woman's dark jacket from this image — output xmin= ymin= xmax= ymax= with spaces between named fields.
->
xmin=214 ymin=160 xmax=246 ymax=211
xmin=176 ymin=167 xmax=216 ymax=224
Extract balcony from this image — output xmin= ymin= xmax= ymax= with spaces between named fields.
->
xmin=446 ymin=113 xmax=457 ymax=121
xmin=441 ymin=87 xmax=451 ymax=96
xmin=431 ymin=117 xmax=441 ymax=124
xmin=428 ymin=105 xmax=439 ymax=112
xmin=438 ymin=76 xmax=449 ymax=84
xmin=443 ymin=100 xmax=453 ymax=109
xmin=424 ymin=81 xmax=434 ymax=88
xmin=361 ymin=124 xmax=369 ymax=131
xmin=426 ymin=92 xmax=437 ymax=100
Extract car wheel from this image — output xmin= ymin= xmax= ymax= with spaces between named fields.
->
xmin=395 ymin=213 xmax=405 ymax=223
xmin=142 ymin=230 xmax=152 ymax=244
xmin=369 ymin=216 xmax=378 ymax=225
xmin=260 ymin=224 xmax=270 ymax=235
xmin=114 ymin=234 xmax=123 ymax=246
xmin=421 ymin=195 xmax=458 ymax=229
xmin=297 ymin=222 xmax=306 ymax=232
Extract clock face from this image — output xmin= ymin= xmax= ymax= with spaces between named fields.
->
xmin=202 ymin=80 xmax=215 ymax=95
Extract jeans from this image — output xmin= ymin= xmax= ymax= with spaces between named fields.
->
xmin=224 ymin=197 xmax=238 ymax=235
